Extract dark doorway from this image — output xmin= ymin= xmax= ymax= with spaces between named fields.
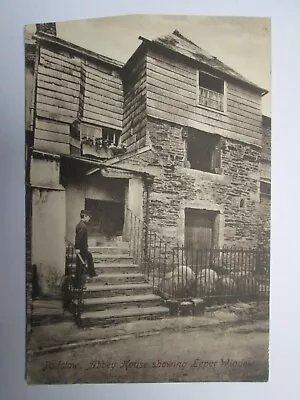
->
xmin=85 ymin=199 xmax=125 ymax=239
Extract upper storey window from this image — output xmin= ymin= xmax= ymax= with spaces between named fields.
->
xmin=185 ymin=129 xmax=221 ymax=174
xmin=198 ymin=71 xmax=225 ymax=112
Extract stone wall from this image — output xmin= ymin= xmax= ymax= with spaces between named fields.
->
xmin=258 ymin=197 xmax=271 ymax=249
xmin=262 ymin=117 xmax=271 ymax=162
xmin=120 ymin=117 xmax=263 ymax=249
xmin=220 ymin=138 xmax=261 ymax=248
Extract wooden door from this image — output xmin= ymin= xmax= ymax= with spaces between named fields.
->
xmin=185 ymin=209 xmax=214 ymax=249
xmin=185 ymin=209 xmax=215 ymax=267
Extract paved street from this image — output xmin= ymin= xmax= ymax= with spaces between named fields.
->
xmin=27 ymin=319 xmax=269 ymax=383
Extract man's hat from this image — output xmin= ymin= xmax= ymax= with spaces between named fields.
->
xmin=80 ymin=209 xmax=91 ymax=217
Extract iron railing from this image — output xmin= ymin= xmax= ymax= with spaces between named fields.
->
xmin=64 ymin=208 xmax=270 ymax=325
xmin=124 ymin=207 xmax=270 ymax=302
xmin=63 ymin=241 xmax=86 ymax=326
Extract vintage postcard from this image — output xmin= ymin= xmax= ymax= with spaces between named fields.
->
xmin=25 ymin=15 xmax=271 ymax=384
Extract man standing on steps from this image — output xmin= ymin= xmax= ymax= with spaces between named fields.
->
xmin=75 ymin=210 xmax=97 ymax=284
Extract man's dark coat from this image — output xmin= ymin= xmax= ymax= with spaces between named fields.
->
xmin=75 ymin=220 xmax=89 ymax=254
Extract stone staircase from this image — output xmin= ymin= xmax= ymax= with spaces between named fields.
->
xmin=72 ymin=241 xmax=169 ymax=327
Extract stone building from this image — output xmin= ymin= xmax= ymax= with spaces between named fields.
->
xmin=107 ymin=29 xmax=271 ymax=251
xmin=25 ymin=24 xmax=271 ymax=297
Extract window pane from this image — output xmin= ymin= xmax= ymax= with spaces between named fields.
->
xmin=200 ymin=72 xmax=224 ymax=94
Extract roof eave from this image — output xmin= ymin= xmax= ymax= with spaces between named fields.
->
xmin=61 ymin=154 xmax=154 ymax=178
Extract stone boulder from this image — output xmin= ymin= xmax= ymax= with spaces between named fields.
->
xmin=159 ymin=266 xmax=195 ymax=298
xmin=194 ymin=269 xmax=218 ymax=297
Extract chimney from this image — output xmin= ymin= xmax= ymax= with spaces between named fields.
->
xmin=36 ymin=22 xmax=57 ymax=36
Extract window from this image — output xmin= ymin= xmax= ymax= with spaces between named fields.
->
xmin=71 ymin=122 xmax=121 ymax=148
xmin=101 ymin=127 xmax=121 ymax=147
xmin=198 ymin=71 xmax=225 ymax=112
xmin=260 ymin=181 xmax=271 ymax=199
xmin=84 ymin=126 xmax=121 ymax=148
xmin=186 ymin=129 xmax=221 ymax=173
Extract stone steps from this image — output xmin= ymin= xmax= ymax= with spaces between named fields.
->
xmin=93 ymin=254 xmax=134 ymax=263
xmin=72 ymin=241 xmax=169 ymax=327
xmin=73 ymin=294 xmax=162 ymax=312
xmin=88 ymin=236 xmax=125 ymax=248
xmin=88 ymin=272 xmax=147 ymax=285
xmin=67 ymin=251 xmax=131 ymax=264
xmin=94 ymin=263 xmax=140 ymax=274
xmin=83 ymin=283 xmax=154 ymax=298
xmin=89 ymin=246 xmax=130 ymax=255
xmin=80 ymin=306 xmax=170 ymax=327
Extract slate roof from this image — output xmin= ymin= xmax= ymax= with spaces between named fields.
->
xmin=139 ymin=29 xmax=268 ymax=95
xmin=31 ymin=28 xmax=267 ymax=95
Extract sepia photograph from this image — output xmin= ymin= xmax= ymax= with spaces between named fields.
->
xmin=25 ymin=14 xmax=271 ymax=384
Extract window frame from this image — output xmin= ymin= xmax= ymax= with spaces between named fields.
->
xmin=77 ymin=123 xmax=121 ymax=148
xmin=197 ymin=70 xmax=227 ymax=114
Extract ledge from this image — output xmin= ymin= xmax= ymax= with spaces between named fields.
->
xmin=32 ymin=149 xmax=60 ymax=160
xmin=30 ymin=184 xmax=65 ymax=192
xmin=104 ymin=145 xmax=153 ymax=166
xmin=176 ymin=167 xmax=232 ymax=185
xmin=196 ymin=104 xmax=228 ymax=117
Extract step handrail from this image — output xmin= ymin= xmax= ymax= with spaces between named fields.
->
xmin=125 ymin=207 xmax=181 ymax=298
xmin=124 ymin=206 xmax=175 ymax=261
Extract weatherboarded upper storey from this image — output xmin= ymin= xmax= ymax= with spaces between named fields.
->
xmin=27 ymin=28 xmax=268 ymax=157
xmin=123 ymin=29 xmax=268 ymax=152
